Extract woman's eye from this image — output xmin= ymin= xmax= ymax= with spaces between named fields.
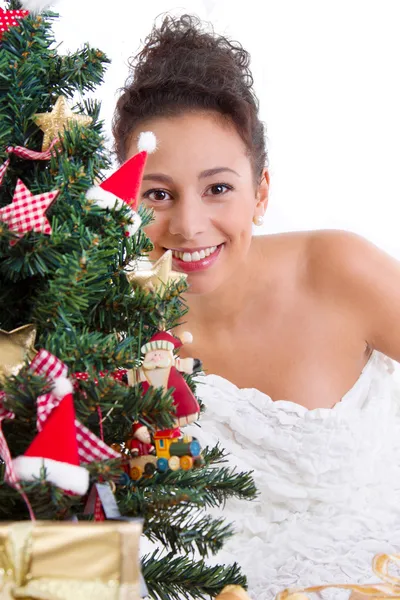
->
xmin=205 ymin=183 xmax=233 ymax=196
xmin=143 ymin=189 xmax=171 ymax=202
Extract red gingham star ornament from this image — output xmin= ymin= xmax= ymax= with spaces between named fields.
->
xmin=0 ymin=8 xmax=29 ymax=41
xmin=0 ymin=179 xmax=59 ymax=243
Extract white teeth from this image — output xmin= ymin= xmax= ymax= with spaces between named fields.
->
xmin=204 ymin=246 xmax=216 ymax=257
xmin=172 ymin=245 xmax=220 ymax=262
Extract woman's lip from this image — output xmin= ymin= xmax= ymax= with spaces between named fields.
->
xmin=165 ymin=246 xmax=222 ymax=252
xmin=171 ymin=244 xmax=223 ymax=273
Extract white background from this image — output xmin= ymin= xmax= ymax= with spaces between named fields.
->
xmin=3 ymin=0 xmax=400 ymax=257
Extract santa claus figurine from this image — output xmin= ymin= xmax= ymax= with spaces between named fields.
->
xmin=126 ymin=422 xmax=155 ymax=457
xmin=128 ymin=331 xmax=201 ymax=427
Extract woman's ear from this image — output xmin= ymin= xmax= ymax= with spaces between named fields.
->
xmin=255 ymin=169 xmax=269 ymax=215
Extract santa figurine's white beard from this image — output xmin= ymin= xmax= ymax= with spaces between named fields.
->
xmin=142 ymin=357 xmax=172 ymax=370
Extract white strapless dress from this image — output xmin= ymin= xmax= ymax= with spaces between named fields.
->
xmin=185 ymin=351 xmax=400 ymax=600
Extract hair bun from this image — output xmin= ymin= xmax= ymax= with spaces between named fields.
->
xmin=113 ymin=14 xmax=267 ymax=179
xmin=134 ymin=15 xmax=253 ymax=91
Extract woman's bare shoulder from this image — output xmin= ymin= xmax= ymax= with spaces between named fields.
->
xmin=252 ymin=229 xmax=313 ymax=257
xmin=253 ymin=228 xmax=369 ymax=290
xmin=254 ymin=228 xmax=352 ymax=253
xmin=252 ymin=229 xmax=322 ymax=279
xmin=302 ymin=228 xmax=380 ymax=290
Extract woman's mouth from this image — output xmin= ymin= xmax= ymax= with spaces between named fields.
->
xmin=169 ymin=244 xmax=224 ymax=273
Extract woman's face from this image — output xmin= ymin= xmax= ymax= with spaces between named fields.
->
xmin=127 ymin=111 xmax=269 ymax=295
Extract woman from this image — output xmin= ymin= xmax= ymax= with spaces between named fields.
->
xmin=113 ymin=15 xmax=400 ymax=599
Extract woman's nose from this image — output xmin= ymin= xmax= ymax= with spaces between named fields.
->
xmin=168 ymin=197 xmax=207 ymax=240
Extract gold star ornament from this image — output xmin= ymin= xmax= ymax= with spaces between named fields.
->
xmin=127 ymin=250 xmax=187 ymax=293
xmin=0 ymin=324 xmax=37 ymax=383
xmin=33 ymin=96 xmax=93 ymax=151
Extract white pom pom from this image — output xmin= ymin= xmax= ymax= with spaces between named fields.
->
xmin=127 ymin=212 xmax=142 ymax=236
xmin=180 ymin=331 xmax=193 ymax=344
xmin=137 ymin=132 xmax=157 ymax=154
xmin=51 ymin=377 xmax=73 ymax=399
xmin=20 ymin=0 xmax=58 ymax=12
xmin=86 ymin=185 xmax=123 ymax=210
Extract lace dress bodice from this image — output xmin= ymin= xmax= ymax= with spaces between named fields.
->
xmin=186 ymin=351 xmax=400 ymax=600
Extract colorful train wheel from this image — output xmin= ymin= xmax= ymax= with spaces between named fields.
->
xmin=168 ymin=455 xmax=180 ymax=471
xmin=189 ymin=440 xmax=201 ymax=456
xmin=157 ymin=457 xmax=168 ymax=472
xmin=180 ymin=455 xmax=193 ymax=470
xmin=144 ymin=462 xmax=156 ymax=476
xmin=119 ymin=472 xmax=131 ymax=486
xmin=130 ymin=465 xmax=143 ymax=481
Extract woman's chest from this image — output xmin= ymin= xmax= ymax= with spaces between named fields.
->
xmin=182 ymin=306 xmax=370 ymax=409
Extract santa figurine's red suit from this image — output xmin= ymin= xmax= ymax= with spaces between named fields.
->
xmin=126 ymin=422 xmax=155 ymax=456
xmin=128 ymin=331 xmax=201 ymax=427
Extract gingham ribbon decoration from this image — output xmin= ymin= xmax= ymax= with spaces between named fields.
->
xmin=94 ymin=492 xmax=106 ymax=521
xmin=30 ymin=349 xmax=68 ymax=429
xmin=0 ymin=179 xmax=59 ymax=243
xmin=0 ymin=158 xmax=10 ymax=186
xmin=31 ymin=350 xmax=119 ymax=464
xmin=0 ymin=391 xmax=18 ymax=485
xmin=75 ymin=423 xmax=119 ymax=463
xmin=0 ymin=139 xmax=59 ymax=187
xmin=6 ymin=139 xmax=58 ymax=161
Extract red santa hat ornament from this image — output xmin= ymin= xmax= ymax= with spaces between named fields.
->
xmin=12 ymin=386 xmax=89 ymax=496
xmin=141 ymin=330 xmax=193 ymax=355
xmin=86 ymin=131 xmax=157 ymax=236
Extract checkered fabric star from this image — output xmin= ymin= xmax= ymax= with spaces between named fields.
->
xmin=0 ymin=179 xmax=59 ymax=242
xmin=0 ymin=8 xmax=29 ymax=41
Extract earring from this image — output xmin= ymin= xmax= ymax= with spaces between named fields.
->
xmin=253 ymin=215 xmax=264 ymax=226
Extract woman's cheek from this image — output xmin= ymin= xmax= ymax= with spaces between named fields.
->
xmin=142 ymin=217 xmax=164 ymax=248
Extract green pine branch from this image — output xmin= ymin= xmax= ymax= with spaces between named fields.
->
xmin=47 ymin=46 xmax=111 ymax=94
xmin=0 ymin=478 xmax=82 ymax=520
xmin=143 ymin=551 xmax=247 ymax=600
xmin=118 ymin=465 xmax=257 ymax=515
xmin=145 ymin=507 xmax=234 ymax=557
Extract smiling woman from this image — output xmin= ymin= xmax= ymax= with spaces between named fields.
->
xmin=112 ymin=13 xmax=400 ymax=600
xmin=113 ymin=14 xmax=268 ymax=296
xmin=128 ymin=112 xmax=268 ymax=290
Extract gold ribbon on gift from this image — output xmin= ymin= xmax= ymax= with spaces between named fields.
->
xmin=276 ymin=553 xmax=400 ymax=600
xmin=215 ymin=585 xmax=252 ymax=600
xmin=0 ymin=520 xmax=143 ymax=600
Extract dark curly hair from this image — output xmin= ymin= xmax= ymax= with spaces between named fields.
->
xmin=112 ymin=14 xmax=267 ymax=181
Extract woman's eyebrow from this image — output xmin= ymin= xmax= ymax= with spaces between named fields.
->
xmin=142 ymin=167 xmax=240 ymax=184
xmin=199 ymin=167 xmax=240 ymax=178
xmin=142 ymin=173 xmax=174 ymax=184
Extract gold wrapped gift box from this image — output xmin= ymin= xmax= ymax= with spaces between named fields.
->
xmin=277 ymin=554 xmax=400 ymax=600
xmin=0 ymin=520 xmax=143 ymax=600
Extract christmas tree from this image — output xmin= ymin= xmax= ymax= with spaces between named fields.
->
xmin=0 ymin=1 xmax=257 ymax=598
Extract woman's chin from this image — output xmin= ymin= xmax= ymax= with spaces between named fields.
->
xmin=183 ymin=268 xmax=227 ymax=295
